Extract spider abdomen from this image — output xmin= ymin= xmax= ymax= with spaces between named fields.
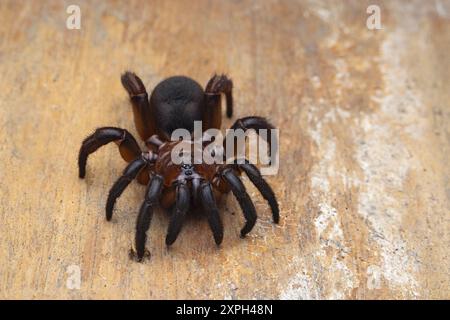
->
xmin=150 ymin=76 xmax=205 ymax=138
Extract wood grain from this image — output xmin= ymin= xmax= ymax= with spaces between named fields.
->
xmin=0 ymin=0 xmax=449 ymax=299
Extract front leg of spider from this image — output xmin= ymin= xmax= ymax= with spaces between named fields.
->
xmin=165 ymin=182 xmax=190 ymax=246
xmin=135 ymin=175 xmax=164 ymax=261
xmin=200 ymin=182 xmax=224 ymax=245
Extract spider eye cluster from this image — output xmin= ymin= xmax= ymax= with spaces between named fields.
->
xmin=181 ymin=163 xmax=194 ymax=176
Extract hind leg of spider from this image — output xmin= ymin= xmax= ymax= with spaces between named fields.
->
xmin=205 ymin=74 xmax=233 ymax=118
xmin=165 ymin=183 xmax=190 ymax=246
xmin=238 ymin=162 xmax=279 ymax=223
xmin=202 ymin=74 xmax=233 ymax=130
xmin=135 ymin=175 xmax=164 ymax=261
xmin=221 ymin=168 xmax=257 ymax=237
xmin=200 ymin=182 xmax=224 ymax=245
xmin=78 ymin=127 xmax=141 ymax=179
xmin=121 ymin=71 xmax=157 ymax=141
xmin=106 ymin=155 xmax=150 ymax=221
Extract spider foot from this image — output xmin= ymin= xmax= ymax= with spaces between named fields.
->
xmin=129 ymin=247 xmax=150 ymax=262
xmin=206 ymin=74 xmax=232 ymax=94
xmin=121 ymin=71 xmax=147 ymax=97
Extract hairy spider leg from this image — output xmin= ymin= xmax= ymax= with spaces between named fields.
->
xmin=205 ymin=74 xmax=233 ymax=118
xmin=121 ymin=71 xmax=157 ymax=141
xmin=135 ymin=175 xmax=164 ymax=261
xmin=225 ymin=116 xmax=276 ymax=163
xmin=165 ymin=183 xmax=191 ymax=246
xmin=200 ymin=182 xmax=224 ymax=245
xmin=78 ymin=127 xmax=141 ymax=178
xmin=239 ymin=162 xmax=279 ymax=223
xmin=106 ymin=155 xmax=149 ymax=220
xmin=203 ymin=74 xmax=234 ymax=130
xmin=222 ymin=168 xmax=257 ymax=237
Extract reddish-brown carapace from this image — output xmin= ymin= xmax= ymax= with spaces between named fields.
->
xmin=78 ymin=72 xmax=279 ymax=261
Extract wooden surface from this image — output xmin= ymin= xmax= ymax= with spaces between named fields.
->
xmin=0 ymin=0 xmax=449 ymax=299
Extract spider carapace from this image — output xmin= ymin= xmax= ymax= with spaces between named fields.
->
xmin=78 ymin=72 xmax=279 ymax=261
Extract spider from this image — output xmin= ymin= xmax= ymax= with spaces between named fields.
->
xmin=78 ymin=72 xmax=279 ymax=261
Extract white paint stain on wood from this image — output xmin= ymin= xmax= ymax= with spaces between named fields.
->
xmin=284 ymin=94 xmax=358 ymax=299
xmin=280 ymin=272 xmax=320 ymax=300
xmin=355 ymin=27 xmax=426 ymax=297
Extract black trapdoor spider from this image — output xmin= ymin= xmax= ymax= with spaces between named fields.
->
xmin=78 ymin=72 xmax=279 ymax=261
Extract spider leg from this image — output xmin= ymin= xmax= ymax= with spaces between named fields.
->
xmin=202 ymin=74 xmax=233 ymax=131
xmin=165 ymin=182 xmax=190 ymax=246
xmin=239 ymin=162 xmax=279 ymax=223
xmin=78 ymin=127 xmax=141 ymax=178
xmin=121 ymin=71 xmax=157 ymax=141
xmin=200 ymin=182 xmax=224 ymax=245
xmin=205 ymin=74 xmax=233 ymax=118
xmin=222 ymin=168 xmax=257 ymax=237
xmin=191 ymin=177 xmax=201 ymax=207
xmin=225 ymin=116 xmax=276 ymax=162
xmin=135 ymin=175 xmax=164 ymax=261
xmin=230 ymin=116 xmax=274 ymax=132
xmin=105 ymin=156 xmax=148 ymax=221
xmin=145 ymin=134 xmax=164 ymax=151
